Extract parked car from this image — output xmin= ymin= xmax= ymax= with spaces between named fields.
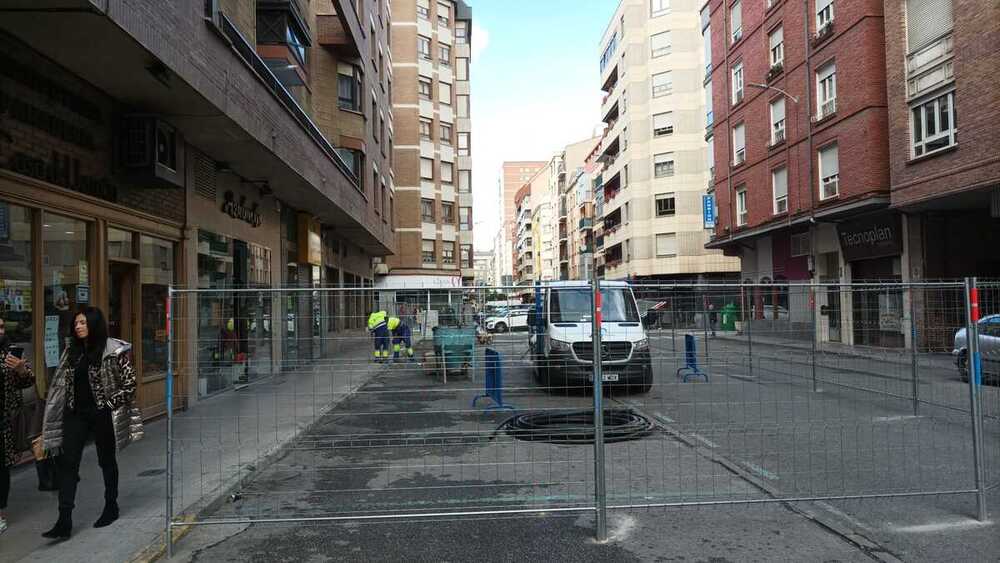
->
xmin=484 ymin=306 xmax=530 ymax=333
xmin=953 ymin=314 xmax=1000 ymax=385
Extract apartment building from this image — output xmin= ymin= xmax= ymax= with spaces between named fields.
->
xmin=884 ymin=0 xmax=1000 ymax=281
xmin=512 ymin=184 xmax=533 ymax=283
xmin=703 ymin=0 xmax=895 ymax=345
xmin=473 ymin=250 xmax=494 ymax=286
xmin=551 ymin=138 xmax=602 ymax=280
xmin=0 ymin=0 xmax=394 ymax=420
xmin=385 ymin=0 xmax=474 ymax=289
xmin=597 ymin=0 xmax=740 ymax=282
xmin=498 ymin=161 xmax=547 ymax=285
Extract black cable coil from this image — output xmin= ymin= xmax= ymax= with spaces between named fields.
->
xmin=495 ymin=408 xmax=656 ymax=444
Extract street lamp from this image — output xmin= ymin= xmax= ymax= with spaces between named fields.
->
xmin=746 ymin=82 xmax=799 ymax=104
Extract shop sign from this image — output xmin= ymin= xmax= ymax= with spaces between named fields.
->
xmin=702 ymin=194 xmax=716 ymax=229
xmin=76 ymin=285 xmax=90 ymax=304
xmin=222 ymin=191 xmax=263 ymax=227
xmin=297 ymin=213 xmax=322 ymax=266
xmin=836 ymin=214 xmax=902 ymax=262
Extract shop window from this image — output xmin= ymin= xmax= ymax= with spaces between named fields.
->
xmin=140 ymin=235 xmax=174 ymax=381
xmin=42 ymin=212 xmax=90 ymax=382
xmin=108 ymin=228 xmax=134 ymax=259
xmin=0 ymin=202 xmax=34 ymax=372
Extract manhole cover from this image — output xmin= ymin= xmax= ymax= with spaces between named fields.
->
xmin=138 ymin=468 xmax=166 ymax=477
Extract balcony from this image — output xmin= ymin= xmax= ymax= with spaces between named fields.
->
xmin=559 ymin=224 xmax=568 ymax=240
xmin=579 ymin=217 xmax=594 ymax=230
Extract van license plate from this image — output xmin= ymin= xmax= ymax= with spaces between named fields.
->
xmin=589 ymin=373 xmax=620 ymax=382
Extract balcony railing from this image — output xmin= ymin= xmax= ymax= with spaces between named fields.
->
xmin=579 ymin=217 xmax=594 ymax=230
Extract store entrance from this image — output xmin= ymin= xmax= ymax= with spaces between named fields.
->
xmin=108 ymin=261 xmax=138 ymax=347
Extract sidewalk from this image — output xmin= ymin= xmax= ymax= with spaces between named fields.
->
xmin=1 ymin=345 xmax=386 ymax=563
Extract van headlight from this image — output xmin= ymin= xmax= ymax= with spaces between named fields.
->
xmin=634 ymin=338 xmax=649 ymax=351
xmin=550 ymin=339 xmax=571 ymax=353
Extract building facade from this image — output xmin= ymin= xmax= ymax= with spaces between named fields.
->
xmin=384 ymin=0 xmax=474 ymax=290
xmin=596 ymin=0 xmax=740 ymax=282
xmin=884 ymin=0 xmax=1000 ymax=282
xmin=499 ymin=161 xmax=546 ymax=285
xmin=0 ymin=0 xmax=393 ymax=459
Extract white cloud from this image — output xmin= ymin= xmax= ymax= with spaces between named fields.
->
xmin=471 ymin=22 xmax=490 ymax=62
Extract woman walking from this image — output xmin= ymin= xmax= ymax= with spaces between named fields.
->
xmin=1 ymin=316 xmax=34 ymax=535
xmin=40 ymin=307 xmax=136 ymax=540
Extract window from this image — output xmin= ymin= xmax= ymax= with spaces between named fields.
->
xmin=732 ymin=123 xmax=746 ymax=164
xmin=817 ymin=0 xmax=834 ymax=28
xmin=371 ymin=99 xmax=378 ymax=139
xmin=731 ymin=1 xmax=743 ymax=43
xmin=654 ymin=152 xmax=675 ymax=178
xmin=421 ymin=198 xmax=435 ymax=221
xmin=420 ymin=118 xmax=433 ymax=140
xmin=457 ymin=94 xmax=470 ymax=117
xmin=458 ymin=132 xmax=470 ymax=155
xmin=418 ymin=35 xmax=432 ymax=60
xmin=439 ymin=81 xmax=452 ymax=105
xmin=600 ymin=33 xmax=618 ymax=74
xmin=818 ymin=143 xmax=839 ymax=199
xmin=456 ymin=57 xmax=469 ymax=80
xmin=422 ymin=239 xmax=436 ymax=263
xmin=437 ymin=2 xmax=450 ymax=27
xmin=417 ymin=0 xmax=430 ymax=19
xmin=705 ymin=80 xmax=713 ymax=125
xmin=772 ymin=167 xmax=788 ymax=213
xmin=817 ymin=62 xmax=837 ymax=118
xmin=440 ymin=121 xmax=453 ymax=144
xmin=651 ymin=0 xmax=670 ymax=16
xmin=655 ymin=193 xmax=676 ymax=217
xmin=439 ymin=43 xmax=451 ymax=66
xmin=420 ymin=157 xmax=434 ymax=180
xmin=440 ymin=161 xmax=454 ymax=183
xmin=911 ymin=90 xmax=956 ymax=157
xmin=374 ymin=170 xmax=381 ymax=213
xmin=736 ymin=187 xmax=748 ymax=226
xmin=703 ymin=25 xmax=712 ymax=77
xmin=442 ymin=243 xmax=455 ymax=265
xmin=732 ymin=63 xmax=744 ymax=103
xmin=906 ymin=0 xmax=953 ymax=52
xmin=653 ymin=112 xmax=674 ymax=137
xmin=419 ymin=78 xmax=432 ymax=99
xmin=706 ymin=135 xmax=715 ymax=176
xmin=770 ymin=97 xmax=786 ymax=144
xmin=335 ymin=148 xmax=364 ymax=183
xmin=442 ymin=201 xmax=455 ymax=223
xmin=459 ymin=169 xmax=472 ymax=193
xmin=652 ymin=71 xmax=673 ymax=97
xmin=651 ymin=31 xmax=671 ymax=57
xmin=460 ymin=207 xmax=472 ymax=230
xmin=0 ymin=204 xmax=32 ymax=373
xmin=337 ymin=63 xmax=363 ymax=111
xmin=656 ymin=233 xmax=678 ymax=257
xmin=455 ymin=20 xmax=469 ymax=43
xmin=770 ymin=26 xmax=784 ymax=66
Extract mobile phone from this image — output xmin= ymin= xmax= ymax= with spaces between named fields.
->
xmin=8 ymin=346 xmax=23 ymax=359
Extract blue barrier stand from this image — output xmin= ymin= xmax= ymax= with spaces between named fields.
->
xmin=473 ymin=348 xmax=515 ymax=410
xmin=676 ymin=334 xmax=709 ymax=382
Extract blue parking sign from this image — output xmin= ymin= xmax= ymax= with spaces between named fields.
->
xmin=702 ymin=195 xmax=716 ymax=229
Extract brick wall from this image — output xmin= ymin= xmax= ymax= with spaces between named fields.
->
xmin=883 ymin=0 xmax=1000 ymax=207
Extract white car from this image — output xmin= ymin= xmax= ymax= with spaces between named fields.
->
xmin=953 ymin=314 xmax=1000 ymax=385
xmin=484 ymin=307 xmax=530 ymax=333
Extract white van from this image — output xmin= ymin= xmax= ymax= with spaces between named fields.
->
xmin=528 ymin=281 xmax=652 ymax=393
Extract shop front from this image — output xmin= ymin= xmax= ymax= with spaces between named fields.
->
xmin=838 ymin=213 xmax=905 ymax=348
xmin=0 ymin=32 xmax=185 ymax=442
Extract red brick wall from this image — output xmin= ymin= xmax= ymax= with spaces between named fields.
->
xmin=708 ymin=0 xmax=889 ymax=242
xmin=883 ymin=0 xmax=1000 ymax=207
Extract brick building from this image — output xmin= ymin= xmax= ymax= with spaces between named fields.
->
xmin=0 ymin=0 xmax=394 ymax=442
xmin=883 ymin=0 xmax=1000 ymax=281
xmin=703 ymin=0 xmax=897 ymax=346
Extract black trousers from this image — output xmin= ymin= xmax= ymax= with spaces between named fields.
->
xmin=56 ymin=408 xmax=118 ymax=513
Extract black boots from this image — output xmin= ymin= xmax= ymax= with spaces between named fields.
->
xmin=93 ymin=503 xmax=119 ymax=528
xmin=42 ymin=511 xmax=72 ymax=540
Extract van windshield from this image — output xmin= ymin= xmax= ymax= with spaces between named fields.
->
xmin=550 ymin=288 xmax=639 ymax=323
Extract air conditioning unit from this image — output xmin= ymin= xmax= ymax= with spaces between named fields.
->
xmin=734 ymin=148 xmax=746 ymax=166
xmin=822 ymin=176 xmax=839 ymax=199
xmin=119 ymin=115 xmax=185 ymax=189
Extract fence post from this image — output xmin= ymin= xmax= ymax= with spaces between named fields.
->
xmin=591 ymin=275 xmax=607 ymax=542
xmin=671 ymin=296 xmax=676 ymax=358
xmin=964 ymin=277 xmax=988 ymax=521
xmin=910 ymin=285 xmax=919 ymax=415
xmin=811 ymin=284 xmax=818 ymax=392
xmin=702 ymin=292 xmax=710 ymax=370
xmin=747 ymin=284 xmax=753 ymax=378
xmin=165 ymin=286 xmax=174 ymax=558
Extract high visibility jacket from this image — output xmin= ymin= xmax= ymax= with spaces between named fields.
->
xmin=387 ymin=317 xmax=401 ymax=331
xmin=367 ymin=310 xmax=388 ymax=331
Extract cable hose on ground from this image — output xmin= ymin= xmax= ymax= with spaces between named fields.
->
xmin=495 ymin=408 xmax=655 ymax=444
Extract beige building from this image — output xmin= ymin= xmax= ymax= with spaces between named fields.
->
xmin=499 ymin=161 xmax=546 ymax=285
xmin=596 ymin=0 xmax=739 ymax=280
xmin=384 ymin=0 xmax=474 ymax=289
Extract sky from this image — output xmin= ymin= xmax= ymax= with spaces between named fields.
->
xmin=466 ymin=0 xmax=618 ymax=250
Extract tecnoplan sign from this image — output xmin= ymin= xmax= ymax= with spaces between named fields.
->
xmin=836 ymin=214 xmax=902 ymax=262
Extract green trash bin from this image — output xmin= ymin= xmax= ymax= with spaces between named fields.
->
xmin=720 ymin=303 xmax=737 ymax=331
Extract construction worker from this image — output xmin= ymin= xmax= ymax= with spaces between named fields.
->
xmin=367 ymin=309 xmax=389 ymax=362
xmin=387 ymin=316 xmax=414 ymax=360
